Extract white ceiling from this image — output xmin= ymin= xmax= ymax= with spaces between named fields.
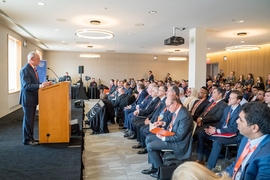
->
xmin=1 ymin=0 xmax=270 ymax=55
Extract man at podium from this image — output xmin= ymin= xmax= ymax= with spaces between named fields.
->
xmin=19 ymin=51 xmax=52 ymax=146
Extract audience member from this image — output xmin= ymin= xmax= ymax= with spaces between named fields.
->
xmin=265 ymin=73 xmax=270 ymax=90
xmin=237 ymin=74 xmax=245 ymax=86
xmin=255 ymin=89 xmax=265 ymax=103
xmin=63 ymin=72 xmax=72 ymax=82
xmin=248 ymin=85 xmax=260 ymax=102
xmin=196 ymin=90 xmax=243 ymax=169
xmin=148 ymin=70 xmax=154 ymax=82
xmin=141 ymin=95 xmax=193 ymax=178
xmin=90 ymin=78 xmax=97 ymax=87
xmin=100 ymin=93 xmax=115 ymax=124
xmin=226 ymin=71 xmax=236 ymax=85
xmin=165 ymin=73 xmax=172 ymax=83
xmin=244 ymin=73 xmax=254 ymax=87
xmin=190 ymin=87 xmax=210 ymax=121
xmin=256 ymin=76 xmax=265 ymax=90
xmin=172 ymin=161 xmax=232 ymax=180
xmin=224 ymin=102 xmax=270 ymax=179
xmin=223 ymin=82 xmax=232 ymax=103
xmin=265 ymin=90 xmax=270 ymax=107
xmin=183 ymin=87 xmax=198 ymax=111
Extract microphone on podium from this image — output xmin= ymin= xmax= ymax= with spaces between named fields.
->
xmin=47 ymin=67 xmax=60 ymax=82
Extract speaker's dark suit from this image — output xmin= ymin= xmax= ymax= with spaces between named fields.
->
xmin=146 ymin=106 xmax=193 ymax=168
xmin=191 ymin=99 xmax=210 ymax=121
xmin=197 ymin=105 xmax=243 ymax=169
xmin=19 ymin=63 xmax=40 ymax=143
xmin=225 ymin=135 xmax=270 ymax=180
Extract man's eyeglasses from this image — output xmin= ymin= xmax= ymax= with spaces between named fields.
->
xmin=166 ymin=103 xmax=173 ymax=108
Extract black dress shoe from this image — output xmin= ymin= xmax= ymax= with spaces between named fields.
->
xmin=123 ymin=132 xmax=131 ymax=137
xmin=137 ymin=148 xmax=148 ymax=154
xmin=127 ymin=134 xmax=136 ymax=140
xmin=150 ymin=171 xmax=158 ymax=178
xmin=141 ymin=167 xmax=157 ymax=174
xmin=132 ymin=144 xmax=142 ymax=149
xmin=23 ymin=141 xmax=39 ymax=146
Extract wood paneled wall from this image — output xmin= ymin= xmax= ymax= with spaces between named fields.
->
xmin=207 ymin=44 xmax=270 ymax=81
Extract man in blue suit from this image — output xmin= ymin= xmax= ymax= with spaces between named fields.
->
xmin=196 ymin=90 xmax=243 ymax=169
xmin=224 ymin=102 xmax=270 ymax=180
xmin=19 ymin=51 xmax=52 ymax=145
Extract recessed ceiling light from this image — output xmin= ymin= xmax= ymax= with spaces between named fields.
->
xmin=237 ymin=32 xmax=247 ymax=36
xmin=55 ymin=29 xmax=59 ymax=31
xmin=236 ymin=20 xmax=244 ymax=23
xmin=90 ymin=20 xmax=101 ymax=25
xmin=62 ymin=41 xmax=66 ymax=43
xmin=149 ymin=11 xmax=157 ymax=14
xmin=207 ymin=48 xmax=211 ymax=50
xmin=127 ymin=32 xmax=132 ymax=35
xmin=240 ymin=41 xmax=245 ymax=43
xmin=56 ymin=18 xmax=66 ymax=22
xmin=37 ymin=2 xmax=46 ymax=6
xmin=135 ymin=23 xmax=144 ymax=26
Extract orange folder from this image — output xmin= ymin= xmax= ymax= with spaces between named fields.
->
xmin=212 ymin=133 xmax=236 ymax=138
xmin=150 ymin=127 xmax=175 ymax=136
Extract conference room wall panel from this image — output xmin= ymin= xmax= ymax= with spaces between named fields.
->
xmin=207 ymin=44 xmax=270 ymax=82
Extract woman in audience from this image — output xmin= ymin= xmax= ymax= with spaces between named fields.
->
xmin=244 ymin=73 xmax=254 ymax=87
xmin=172 ymin=162 xmax=232 ymax=180
xmin=256 ymin=76 xmax=265 ymax=90
xmin=183 ymin=87 xmax=198 ymax=111
xmin=238 ymin=74 xmax=245 ymax=86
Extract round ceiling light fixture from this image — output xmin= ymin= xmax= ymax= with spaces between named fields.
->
xmin=75 ymin=29 xmax=114 ymax=39
xmin=225 ymin=45 xmax=260 ymax=52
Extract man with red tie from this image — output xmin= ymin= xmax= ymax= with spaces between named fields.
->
xmin=196 ymin=90 xmax=243 ymax=168
xmin=195 ymin=87 xmax=228 ymax=138
xmin=224 ymin=102 xmax=270 ymax=180
xmin=141 ymin=95 xmax=193 ymax=178
xmin=19 ymin=51 xmax=52 ymax=145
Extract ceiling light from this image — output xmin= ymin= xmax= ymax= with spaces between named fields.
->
xmin=80 ymin=54 xmax=100 ymax=58
xmin=225 ymin=45 xmax=260 ymax=52
xmin=168 ymin=57 xmax=187 ymax=61
xmin=75 ymin=29 xmax=114 ymax=39
xmin=236 ymin=20 xmax=244 ymax=23
xmin=37 ymin=2 xmax=46 ymax=6
xmin=237 ymin=32 xmax=247 ymax=36
xmin=149 ymin=11 xmax=157 ymax=14
xmin=55 ymin=29 xmax=59 ymax=31
xmin=90 ymin=20 xmax=101 ymax=25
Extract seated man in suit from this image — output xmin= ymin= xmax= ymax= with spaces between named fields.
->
xmin=122 ymin=83 xmax=149 ymax=130
xmin=196 ymin=90 xmax=243 ymax=169
xmin=141 ymin=95 xmax=193 ymax=178
xmin=113 ymin=87 xmax=131 ymax=126
xmin=223 ymin=82 xmax=232 ymax=103
xmin=100 ymin=93 xmax=115 ymax=124
xmin=123 ymin=84 xmax=153 ymax=137
xmin=123 ymin=82 xmax=133 ymax=96
xmin=190 ymin=86 xmax=210 ymax=121
xmin=265 ymin=90 xmax=270 ymax=108
xmin=195 ymin=87 xmax=228 ymax=138
xmin=127 ymin=86 xmax=160 ymax=139
xmin=224 ymin=102 xmax=270 ymax=180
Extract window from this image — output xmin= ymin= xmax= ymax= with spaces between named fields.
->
xmin=8 ymin=35 xmax=21 ymax=94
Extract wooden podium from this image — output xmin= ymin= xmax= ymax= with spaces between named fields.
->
xmin=38 ymin=82 xmax=71 ymax=144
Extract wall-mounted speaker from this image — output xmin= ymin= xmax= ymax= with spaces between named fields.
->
xmin=78 ymin=66 xmax=84 ymax=74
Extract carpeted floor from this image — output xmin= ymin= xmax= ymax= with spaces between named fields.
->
xmin=0 ymin=100 xmax=83 ymax=180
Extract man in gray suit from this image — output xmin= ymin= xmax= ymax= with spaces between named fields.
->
xmin=19 ymin=51 xmax=52 ymax=145
xmin=141 ymin=95 xmax=193 ymax=178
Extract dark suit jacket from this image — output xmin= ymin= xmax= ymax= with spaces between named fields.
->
xmin=113 ymin=94 xmax=130 ymax=110
xmin=223 ymin=90 xmax=231 ymax=103
xmin=201 ymin=100 xmax=228 ymax=127
xmin=63 ymin=75 xmax=72 ymax=82
xmin=132 ymin=89 xmax=149 ymax=106
xmin=191 ymin=99 xmax=210 ymax=121
xmin=164 ymin=106 xmax=193 ymax=160
xmin=148 ymin=74 xmax=154 ymax=82
xmin=138 ymin=97 xmax=160 ymax=116
xmin=217 ymin=105 xmax=243 ymax=142
xmin=148 ymin=97 xmax=167 ymax=121
xmin=19 ymin=63 xmax=40 ymax=106
xmin=225 ymin=135 xmax=270 ymax=180
xmin=124 ymin=87 xmax=133 ymax=96
xmin=265 ymin=80 xmax=270 ymax=90
xmin=109 ymin=85 xmax=117 ymax=95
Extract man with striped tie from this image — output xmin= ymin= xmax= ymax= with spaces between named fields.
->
xmin=196 ymin=90 xmax=243 ymax=169
xmin=224 ymin=102 xmax=270 ymax=180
